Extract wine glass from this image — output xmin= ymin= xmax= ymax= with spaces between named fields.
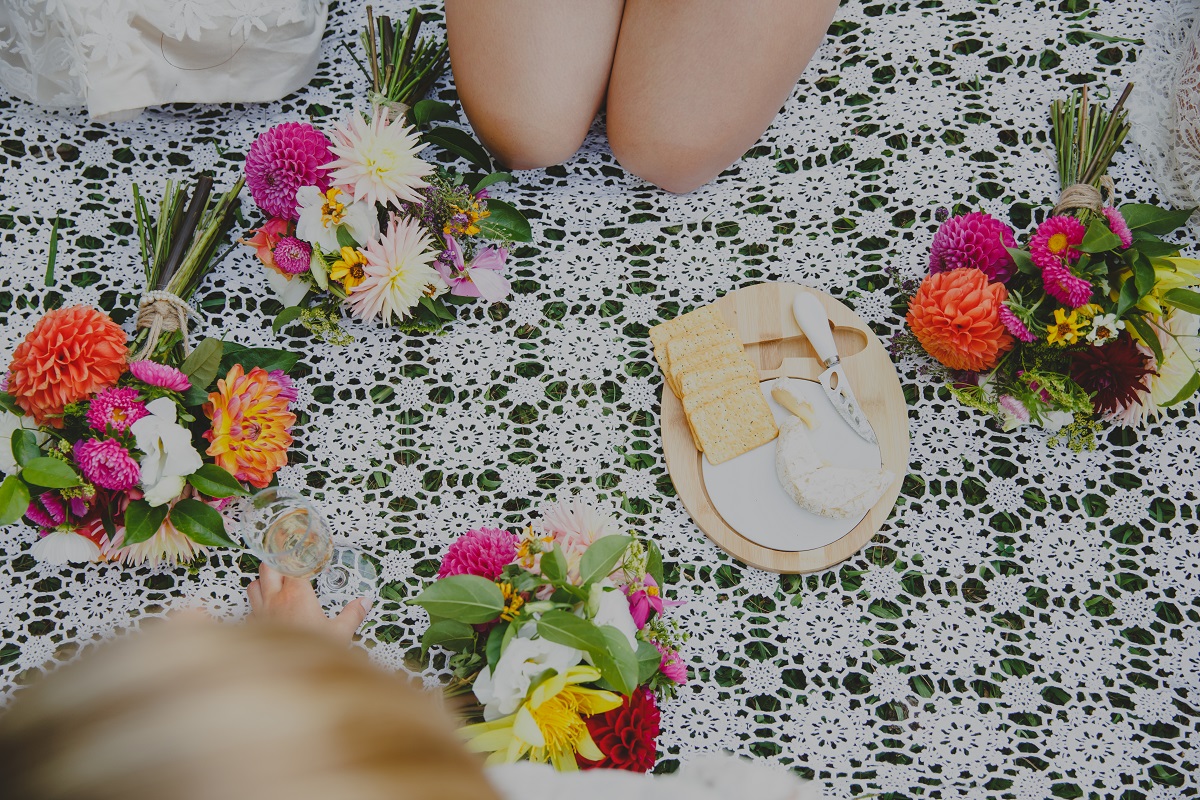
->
xmin=234 ymin=487 xmax=376 ymax=602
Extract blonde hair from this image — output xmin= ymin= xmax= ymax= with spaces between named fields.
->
xmin=0 ymin=620 xmax=498 ymax=800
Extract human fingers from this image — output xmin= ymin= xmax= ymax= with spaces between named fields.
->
xmin=247 ymin=580 xmax=262 ymax=612
xmin=329 ymin=597 xmax=373 ymax=643
xmin=259 ymin=562 xmax=283 ymax=595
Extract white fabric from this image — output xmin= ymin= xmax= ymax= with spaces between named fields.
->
xmin=1 ymin=2 xmax=1199 ymax=799
xmin=487 ymin=755 xmax=824 ymax=800
xmin=1130 ymin=0 xmax=1200 ymax=213
xmin=0 ymin=0 xmax=328 ymax=119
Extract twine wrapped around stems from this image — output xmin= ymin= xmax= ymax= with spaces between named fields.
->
xmin=1052 ymin=175 xmax=1116 ymax=216
xmin=133 ymin=290 xmax=194 ymax=360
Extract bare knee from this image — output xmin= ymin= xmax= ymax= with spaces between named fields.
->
xmin=462 ymin=103 xmax=591 ymax=171
xmin=608 ymin=120 xmax=734 ymax=194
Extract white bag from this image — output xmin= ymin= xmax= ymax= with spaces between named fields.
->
xmin=0 ymin=0 xmax=328 ymax=120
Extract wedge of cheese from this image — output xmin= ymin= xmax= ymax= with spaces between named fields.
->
xmin=774 ymin=416 xmax=893 ymax=519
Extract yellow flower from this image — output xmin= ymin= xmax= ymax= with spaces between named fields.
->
xmin=1046 ymin=308 xmax=1086 ymax=346
xmin=1117 ymin=256 xmax=1200 ymax=316
xmin=444 ymin=200 xmax=490 ymax=237
xmin=320 ymin=187 xmax=347 ymax=228
xmin=462 ymin=666 xmax=622 ymax=770
xmin=329 ymin=246 xmax=368 ymax=290
xmin=498 ymin=582 xmax=525 ymax=622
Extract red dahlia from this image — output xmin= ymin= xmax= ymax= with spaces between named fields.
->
xmin=1069 ymin=332 xmax=1155 ymax=416
xmin=577 ymin=687 xmax=660 ymax=772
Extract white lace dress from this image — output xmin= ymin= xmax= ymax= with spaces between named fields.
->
xmin=1130 ymin=0 xmax=1200 ymax=211
xmin=0 ymin=0 xmax=328 ymax=119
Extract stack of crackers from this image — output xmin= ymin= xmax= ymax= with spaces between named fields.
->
xmin=650 ymin=305 xmax=778 ymax=465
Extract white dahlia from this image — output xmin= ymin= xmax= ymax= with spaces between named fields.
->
xmin=327 ymin=107 xmax=432 ymax=207
xmin=349 ymin=216 xmax=440 ymax=322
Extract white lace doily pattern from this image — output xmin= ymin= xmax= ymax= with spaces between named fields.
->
xmin=1 ymin=2 xmax=1198 ymax=799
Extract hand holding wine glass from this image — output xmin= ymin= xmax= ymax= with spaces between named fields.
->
xmin=247 ymin=564 xmax=372 ymax=644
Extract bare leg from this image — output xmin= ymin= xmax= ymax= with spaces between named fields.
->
xmin=607 ymin=0 xmax=839 ymax=193
xmin=444 ymin=0 xmax=625 ymax=170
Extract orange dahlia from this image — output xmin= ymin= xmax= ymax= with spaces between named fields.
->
xmin=8 ymin=305 xmax=128 ymax=426
xmin=202 ymin=365 xmax=296 ymax=489
xmin=907 ymin=268 xmax=1014 ymax=372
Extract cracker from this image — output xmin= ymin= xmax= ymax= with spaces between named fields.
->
xmin=682 ymin=378 xmax=760 ymax=419
xmin=678 ymin=361 xmax=758 ymax=399
xmin=665 ymin=329 xmax=742 ymax=394
xmin=648 ymin=305 xmax=722 ymax=351
xmin=689 ymin=386 xmax=778 ymax=465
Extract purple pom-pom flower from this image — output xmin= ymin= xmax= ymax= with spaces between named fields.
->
xmin=245 ymin=122 xmax=334 ymax=220
xmin=929 ymin=211 xmax=1017 ymax=282
xmin=438 ymin=527 xmax=519 ymax=580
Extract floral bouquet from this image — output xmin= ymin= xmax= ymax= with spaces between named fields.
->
xmin=898 ymin=85 xmax=1200 ymax=448
xmin=0 ymin=176 xmax=300 ymax=567
xmin=411 ymin=501 xmax=687 ymax=772
xmin=241 ymin=11 xmax=530 ymax=342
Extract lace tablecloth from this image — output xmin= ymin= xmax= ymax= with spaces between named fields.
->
xmin=1 ymin=2 xmax=1198 ymax=798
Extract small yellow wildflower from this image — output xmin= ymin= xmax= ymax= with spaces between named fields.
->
xmin=443 ymin=200 xmax=490 ymax=237
xmin=320 ymin=187 xmax=347 ymax=227
xmin=329 ymin=245 xmax=368 ymax=290
xmin=1046 ymin=308 xmax=1086 ymax=346
xmin=498 ymin=582 xmax=525 ymax=622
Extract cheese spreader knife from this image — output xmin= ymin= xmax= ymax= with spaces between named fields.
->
xmin=791 ymin=292 xmax=878 ymax=444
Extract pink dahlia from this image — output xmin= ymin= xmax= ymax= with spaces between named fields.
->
xmin=929 ymin=211 xmax=1017 ymax=283
xmin=74 ymin=439 xmax=140 ymax=491
xmin=1103 ymin=206 xmax=1133 ymax=249
xmin=245 ymin=122 xmax=333 ymax=219
xmin=997 ymin=304 xmax=1037 ymax=343
xmin=129 ymin=360 xmax=191 ymax=392
xmin=438 ymin=527 xmax=519 ymax=579
xmin=273 ymin=236 xmax=312 ymax=275
xmin=85 ymin=387 xmax=148 ymax=433
xmin=1029 ymin=215 xmax=1085 ymax=272
xmin=655 ymin=641 xmax=688 ymax=685
xmin=1042 ymin=262 xmax=1093 ymax=308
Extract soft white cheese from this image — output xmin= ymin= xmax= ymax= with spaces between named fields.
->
xmin=774 ymin=417 xmax=893 ymax=519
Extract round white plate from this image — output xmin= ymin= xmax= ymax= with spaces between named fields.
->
xmin=699 ymin=377 xmax=883 ymax=552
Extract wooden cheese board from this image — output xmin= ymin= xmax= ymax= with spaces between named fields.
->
xmin=660 ymin=281 xmax=909 ymax=573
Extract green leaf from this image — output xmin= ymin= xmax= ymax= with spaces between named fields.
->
xmin=1162 ymin=368 xmax=1200 ymax=407
xmin=180 ymin=337 xmax=224 ymax=391
xmin=185 ymin=464 xmax=249 ymax=498
xmin=1127 ymin=315 xmax=1165 ymax=365
xmin=411 ymin=99 xmax=457 ymax=126
xmin=0 ymin=475 xmax=30 ymax=526
xmin=592 ymin=626 xmax=638 ymax=695
xmin=421 ymin=620 xmax=476 ymax=654
xmin=169 ymin=498 xmax=239 ymax=548
xmin=473 ymin=172 xmax=514 ymax=194
xmin=272 ymin=306 xmax=304 ymax=334
xmin=1119 ymin=204 xmax=1195 ymax=235
xmin=1164 ymin=288 xmax=1200 ymax=316
xmin=335 ymin=225 xmax=358 ymax=250
xmin=486 ymin=622 xmax=509 ymax=671
xmin=540 ymin=545 xmax=568 ymax=583
xmin=409 ymin=574 xmax=505 ymax=624
xmin=578 ymin=535 xmax=633 ymax=587
xmin=636 ymin=639 xmax=663 ymax=684
xmin=0 ymin=393 xmax=20 ymax=415
xmin=1116 ymin=277 xmax=1140 ymax=317
xmin=122 ymin=500 xmax=170 ymax=546
xmin=418 ymin=294 xmax=456 ymax=321
xmin=424 ymin=126 xmax=493 ymax=171
xmin=537 ymin=609 xmax=608 ymax=653
xmin=1079 ymin=219 xmax=1122 ymax=254
xmin=21 ymin=457 xmax=81 ymax=489
xmin=219 ymin=344 xmax=301 ymax=376
xmin=477 ymin=199 xmax=532 ymax=243
xmin=1133 ymin=253 xmax=1157 ymax=298
xmin=310 ymin=247 xmax=331 ymax=290
xmin=646 ymin=541 xmax=664 ymax=589
xmin=1006 ymin=247 xmax=1038 ymax=276
xmin=11 ymin=429 xmax=41 ymax=467
xmin=1130 ymin=231 xmax=1182 ymax=259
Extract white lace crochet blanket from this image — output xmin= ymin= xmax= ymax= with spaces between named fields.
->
xmin=1 ymin=2 xmax=1198 ymax=799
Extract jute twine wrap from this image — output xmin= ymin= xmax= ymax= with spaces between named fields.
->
xmin=1052 ymin=175 xmax=1116 ymax=216
xmin=133 ymin=290 xmax=194 ymax=360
